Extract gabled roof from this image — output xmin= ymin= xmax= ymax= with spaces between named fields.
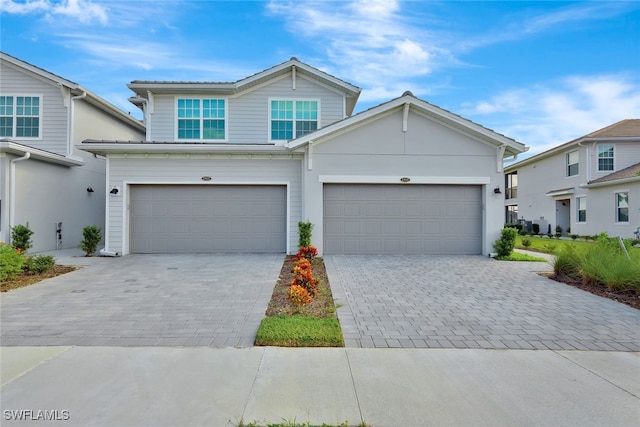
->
xmin=1 ymin=51 xmax=144 ymax=132
xmin=506 ymin=119 xmax=640 ymax=171
xmin=286 ymin=92 xmax=527 ymax=157
xmin=128 ymin=57 xmax=362 ymax=115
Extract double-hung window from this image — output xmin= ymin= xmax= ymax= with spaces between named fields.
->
xmin=0 ymin=95 xmax=41 ymax=138
xmin=270 ymin=100 xmax=318 ymax=141
xmin=177 ymin=98 xmax=226 ymax=140
xmin=566 ymin=151 xmax=579 ymax=177
xmin=576 ymin=196 xmax=586 ymax=223
xmin=598 ymin=145 xmax=614 ymax=171
xmin=615 ymin=192 xmax=629 ymax=223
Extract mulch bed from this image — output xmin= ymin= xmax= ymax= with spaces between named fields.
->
xmin=545 ymin=272 xmax=640 ymax=310
xmin=265 ymin=256 xmax=337 ymax=318
xmin=1 ymin=265 xmax=77 ymax=293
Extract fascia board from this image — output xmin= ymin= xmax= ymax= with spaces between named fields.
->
xmin=581 ymin=176 xmax=640 ymax=189
xmin=0 ymin=141 xmax=84 ymax=166
xmin=79 ymin=142 xmax=293 ymax=155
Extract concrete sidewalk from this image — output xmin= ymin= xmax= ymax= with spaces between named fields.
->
xmin=1 ymin=346 xmax=639 ymax=427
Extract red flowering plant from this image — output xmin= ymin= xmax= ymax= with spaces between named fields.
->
xmin=288 ymin=284 xmax=312 ymax=307
xmin=295 ymin=246 xmax=318 ymax=261
xmin=291 ymin=258 xmax=318 ymax=296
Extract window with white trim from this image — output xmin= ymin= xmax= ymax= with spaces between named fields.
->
xmin=0 ymin=96 xmax=41 ymax=138
xmin=615 ymin=192 xmax=629 ymax=223
xmin=576 ymin=196 xmax=586 ymax=223
xmin=566 ymin=150 xmax=579 ymax=177
xmin=598 ymin=144 xmax=614 ymax=171
xmin=270 ymin=100 xmax=318 ymax=140
xmin=176 ymin=98 xmax=226 ymax=140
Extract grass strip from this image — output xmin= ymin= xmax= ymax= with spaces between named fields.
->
xmin=496 ymin=252 xmax=548 ymax=262
xmin=254 ymin=315 xmax=344 ymax=347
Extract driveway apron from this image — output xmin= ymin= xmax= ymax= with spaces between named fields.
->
xmin=1 ymin=254 xmax=283 ymax=347
xmin=326 ymin=255 xmax=640 ymax=351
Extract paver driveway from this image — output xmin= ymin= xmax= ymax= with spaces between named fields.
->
xmin=1 ymin=254 xmax=283 ymax=347
xmin=326 ymin=255 xmax=640 ymax=351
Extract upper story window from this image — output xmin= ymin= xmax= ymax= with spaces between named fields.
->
xmin=0 ymin=95 xmax=41 ymax=138
xmin=176 ymin=98 xmax=226 ymax=140
xmin=270 ymin=100 xmax=318 ymax=141
xmin=505 ymin=171 xmax=517 ymax=199
xmin=615 ymin=192 xmax=629 ymax=223
xmin=598 ymin=144 xmax=614 ymax=171
xmin=566 ymin=150 xmax=579 ymax=177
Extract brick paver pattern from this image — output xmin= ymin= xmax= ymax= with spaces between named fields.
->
xmin=1 ymin=254 xmax=283 ymax=347
xmin=326 ymin=255 xmax=640 ymax=351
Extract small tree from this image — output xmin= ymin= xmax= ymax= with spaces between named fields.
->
xmin=298 ymin=221 xmax=313 ymax=248
xmin=493 ymin=227 xmax=518 ymax=257
xmin=11 ymin=222 xmax=34 ymax=253
xmin=79 ymin=225 xmax=101 ymax=256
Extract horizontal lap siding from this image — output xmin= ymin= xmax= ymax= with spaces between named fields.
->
xmin=107 ymin=156 xmax=303 ymax=254
xmin=0 ymin=62 xmax=67 ymax=155
xmin=147 ymin=75 xmax=345 ymax=143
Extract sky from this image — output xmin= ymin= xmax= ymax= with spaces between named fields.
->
xmin=1 ymin=0 xmax=639 ymax=157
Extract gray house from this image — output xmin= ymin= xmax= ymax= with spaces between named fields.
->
xmin=0 ymin=52 xmax=146 ymax=252
xmin=504 ymin=119 xmax=640 ymax=238
xmin=81 ymin=58 xmax=526 ymax=256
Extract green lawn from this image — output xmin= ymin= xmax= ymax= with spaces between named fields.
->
xmin=254 ymin=315 xmax=344 ymax=347
xmin=496 ymin=251 xmax=547 ymax=262
xmin=516 ymin=235 xmax=640 ymax=255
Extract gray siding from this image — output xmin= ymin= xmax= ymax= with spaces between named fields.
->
xmin=146 ymin=74 xmax=345 ymax=143
xmin=0 ymin=61 xmax=68 ymax=155
xmin=106 ymin=156 xmax=303 ymax=254
xmin=589 ymin=140 xmax=640 ymax=182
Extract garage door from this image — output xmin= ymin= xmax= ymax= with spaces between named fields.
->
xmin=324 ymin=184 xmax=482 ymax=254
xmin=130 ymin=185 xmax=286 ymax=253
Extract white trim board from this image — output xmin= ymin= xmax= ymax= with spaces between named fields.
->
xmin=318 ymin=175 xmax=491 ymax=185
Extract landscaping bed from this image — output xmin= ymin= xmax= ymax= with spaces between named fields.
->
xmin=255 ymin=255 xmax=344 ymax=347
xmin=1 ymin=265 xmax=76 ymax=293
xmin=548 ymin=272 xmax=640 ymax=310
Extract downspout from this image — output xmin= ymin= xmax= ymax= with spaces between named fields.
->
xmin=9 ymin=152 xmax=31 ymax=238
xmin=68 ymin=91 xmax=87 ymax=156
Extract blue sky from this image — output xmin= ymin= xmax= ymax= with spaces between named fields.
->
xmin=1 ymin=0 xmax=639 ymax=156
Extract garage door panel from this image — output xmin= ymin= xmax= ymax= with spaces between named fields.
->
xmin=324 ymin=184 xmax=482 ymax=255
xmin=130 ymin=185 xmax=286 ymax=253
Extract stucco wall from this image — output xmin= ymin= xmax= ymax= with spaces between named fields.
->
xmin=302 ymin=108 xmax=504 ymax=255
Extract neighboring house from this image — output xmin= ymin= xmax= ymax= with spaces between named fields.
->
xmin=81 ymin=57 xmax=527 ymax=256
xmin=0 ymin=52 xmax=145 ymax=252
xmin=504 ymin=119 xmax=640 ymax=239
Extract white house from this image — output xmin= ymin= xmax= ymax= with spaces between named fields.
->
xmin=0 ymin=52 xmax=146 ymax=252
xmin=504 ymin=119 xmax=640 ymax=239
xmin=81 ymin=58 xmax=527 ymax=256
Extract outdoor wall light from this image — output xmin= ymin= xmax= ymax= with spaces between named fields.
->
xmin=86 ymin=187 xmax=94 ymax=193
xmin=110 ymin=187 xmax=119 ymax=195
xmin=494 ymin=186 xmax=502 ymax=194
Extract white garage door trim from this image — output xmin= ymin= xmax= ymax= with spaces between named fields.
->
xmin=323 ymin=183 xmax=483 ymax=255
xmin=122 ymin=181 xmax=291 ymax=255
xmin=319 ymin=175 xmax=490 ymax=184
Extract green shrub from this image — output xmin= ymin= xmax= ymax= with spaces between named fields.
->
xmin=11 ymin=223 xmax=33 ymax=253
xmin=79 ymin=225 xmax=101 ymax=256
xmin=493 ymin=227 xmax=518 ymax=257
xmin=579 ymin=235 xmax=640 ymax=290
xmin=521 ymin=238 xmax=532 ymax=248
xmin=570 ymin=234 xmax=578 ymax=240
xmin=25 ymin=255 xmax=56 ymax=274
xmin=298 ymin=221 xmax=313 ymax=248
xmin=0 ymin=242 xmax=25 ymax=282
xmin=553 ymin=245 xmax=582 ymax=279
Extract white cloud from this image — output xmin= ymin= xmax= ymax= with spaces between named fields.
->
xmin=267 ymin=0 xmax=449 ymax=101
xmin=461 ymin=74 xmax=640 ymax=154
xmin=0 ymin=0 xmax=108 ymax=24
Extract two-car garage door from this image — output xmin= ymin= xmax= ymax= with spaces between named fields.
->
xmin=130 ymin=185 xmax=286 ymax=253
xmin=324 ymin=184 xmax=482 ymax=254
